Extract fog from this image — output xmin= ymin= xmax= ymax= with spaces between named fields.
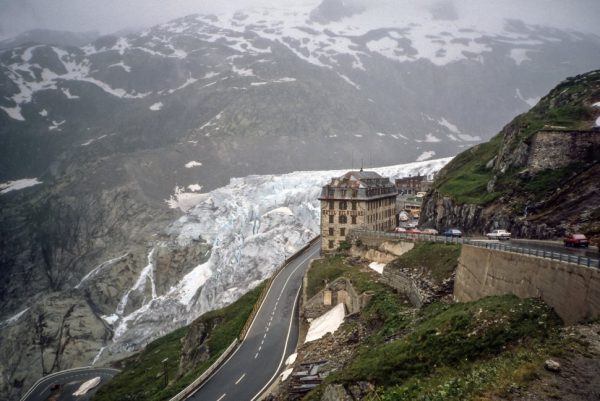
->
xmin=1 ymin=0 xmax=599 ymax=40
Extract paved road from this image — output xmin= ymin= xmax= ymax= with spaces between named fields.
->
xmin=508 ymin=239 xmax=598 ymax=260
xmin=187 ymin=241 xmax=321 ymax=401
xmin=21 ymin=367 xmax=119 ymax=401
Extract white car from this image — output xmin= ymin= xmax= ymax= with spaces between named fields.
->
xmin=486 ymin=229 xmax=511 ymax=240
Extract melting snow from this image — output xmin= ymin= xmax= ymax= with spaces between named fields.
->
xmin=281 ymin=368 xmax=293 ymax=381
xmin=416 ymin=151 xmax=436 ymax=162
xmin=285 ymin=353 xmax=297 ymax=365
xmin=510 ymin=48 xmax=532 ymax=65
xmin=39 ymin=109 xmax=48 ymax=117
xmin=0 ymin=308 xmax=30 ymax=327
xmin=368 ymin=262 xmax=385 ymax=274
xmin=438 ymin=118 xmax=461 ymax=134
xmin=0 ymin=178 xmax=42 ymax=194
xmin=61 ymin=88 xmax=80 ymax=99
xmin=108 ymin=62 xmax=132 ymax=72
xmin=185 ymin=161 xmax=202 ymax=168
xmin=149 ymin=102 xmax=163 ymax=111
xmin=48 ymin=120 xmax=66 ymax=131
xmin=305 ymin=303 xmax=345 ymax=343
xmin=0 ymin=105 xmax=24 ymax=121
xmin=187 ymin=184 xmax=202 ymax=192
xmin=424 ymin=133 xmax=442 ymax=143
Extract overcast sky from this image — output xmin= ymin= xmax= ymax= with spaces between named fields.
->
xmin=1 ymin=0 xmax=599 ymax=39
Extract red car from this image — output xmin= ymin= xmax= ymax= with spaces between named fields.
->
xmin=406 ymin=228 xmax=422 ymax=235
xmin=564 ymin=234 xmax=589 ymax=248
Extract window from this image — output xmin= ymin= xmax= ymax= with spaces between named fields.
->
xmin=352 ymin=189 xmax=358 ymax=197
xmin=340 ymin=228 xmax=345 ymax=236
xmin=328 ymin=228 xmax=334 ymax=236
xmin=329 ymin=200 xmax=334 ymax=209
xmin=339 ymin=215 xmax=347 ymax=224
xmin=339 ymin=201 xmax=347 ymax=210
xmin=329 ymin=215 xmax=334 ymax=223
xmin=352 ymin=201 xmax=357 ymax=210
xmin=328 ymin=240 xmax=334 ymax=249
xmin=351 ymin=215 xmax=357 ymax=224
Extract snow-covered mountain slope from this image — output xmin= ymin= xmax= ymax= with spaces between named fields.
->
xmin=1 ymin=1 xmax=599 ymax=195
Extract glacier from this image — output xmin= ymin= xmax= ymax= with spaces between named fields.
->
xmin=94 ymin=158 xmax=451 ymax=362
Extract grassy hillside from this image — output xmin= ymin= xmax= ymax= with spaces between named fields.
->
xmin=93 ymin=283 xmax=264 ymax=401
xmin=303 ymin=248 xmax=565 ymax=401
xmin=433 ymin=70 xmax=600 ymax=206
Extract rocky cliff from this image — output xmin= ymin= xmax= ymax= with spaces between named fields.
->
xmin=420 ymin=70 xmax=600 ymax=241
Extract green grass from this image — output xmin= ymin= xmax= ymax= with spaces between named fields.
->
xmin=433 ymin=69 xmax=600 ymax=206
xmin=387 ymin=242 xmax=461 ymax=284
xmin=335 ymin=295 xmax=561 ymax=387
xmin=93 ymin=283 xmax=264 ymax=401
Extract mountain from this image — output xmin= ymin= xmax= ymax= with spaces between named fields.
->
xmin=1 ymin=0 xmax=600 ymax=399
xmin=420 ymin=69 xmax=600 ymax=241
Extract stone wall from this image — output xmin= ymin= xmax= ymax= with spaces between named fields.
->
xmin=527 ymin=130 xmax=600 ymax=173
xmin=455 ymin=245 xmax=600 ymax=324
xmin=381 ymin=268 xmax=425 ymax=307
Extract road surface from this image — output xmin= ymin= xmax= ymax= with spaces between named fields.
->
xmin=21 ymin=367 xmax=119 ymax=401
xmin=186 ymin=240 xmax=321 ymax=401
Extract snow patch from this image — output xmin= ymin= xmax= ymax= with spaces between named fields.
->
xmin=0 ymin=105 xmax=24 ymax=121
xmin=39 ymin=109 xmax=48 ymax=117
xmin=281 ymin=368 xmax=293 ymax=381
xmin=416 ymin=151 xmax=436 ymax=162
xmin=285 ymin=353 xmax=297 ymax=365
xmin=305 ymin=303 xmax=345 ymax=343
xmin=61 ymin=88 xmax=79 ymax=99
xmin=187 ymin=184 xmax=203 ymax=192
xmin=185 ymin=161 xmax=202 ymax=168
xmin=149 ymin=102 xmax=163 ymax=111
xmin=0 ymin=308 xmax=30 ymax=327
xmin=438 ymin=118 xmax=461 ymax=134
xmin=263 ymin=207 xmax=294 ymax=217
xmin=516 ymin=88 xmax=540 ymax=107
xmin=424 ymin=133 xmax=441 ymax=143
xmin=48 ymin=120 xmax=65 ymax=131
xmin=368 ymin=262 xmax=385 ymax=274
xmin=510 ymin=48 xmax=532 ymax=65
xmin=0 ymin=178 xmax=42 ymax=194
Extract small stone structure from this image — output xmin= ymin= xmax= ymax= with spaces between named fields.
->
xmin=304 ymin=277 xmax=367 ymax=320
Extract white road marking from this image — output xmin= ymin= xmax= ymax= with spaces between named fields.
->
xmin=254 ymin=353 xmax=259 ymax=359
xmin=217 ymin=393 xmax=227 ymax=401
xmin=258 ymin=346 xmax=262 ymax=352
xmin=235 ymin=373 xmax=246 ymax=385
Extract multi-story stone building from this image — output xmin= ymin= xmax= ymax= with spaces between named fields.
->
xmin=395 ymin=174 xmax=433 ymax=195
xmin=319 ymin=170 xmax=398 ymax=252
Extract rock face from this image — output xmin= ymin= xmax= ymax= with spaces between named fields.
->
xmin=0 ymin=293 xmax=112 ymax=401
xmin=420 ymin=70 xmax=600 ymax=240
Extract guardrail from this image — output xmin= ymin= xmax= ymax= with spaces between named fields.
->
xmin=169 ymin=339 xmax=239 ymax=401
xmin=20 ymin=367 xmax=120 ymax=401
xmin=350 ymin=229 xmax=600 ymax=268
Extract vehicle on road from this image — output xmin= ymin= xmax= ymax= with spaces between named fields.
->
xmin=394 ymin=227 xmax=407 ymax=233
xmin=486 ymin=229 xmax=511 ymax=240
xmin=421 ymin=228 xmax=438 ymax=235
xmin=564 ymin=233 xmax=589 ymax=248
xmin=443 ymin=228 xmax=462 ymax=238
xmin=406 ymin=228 xmax=421 ymax=235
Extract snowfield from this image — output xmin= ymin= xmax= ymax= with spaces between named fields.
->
xmin=96 ymin=158 xmax=451 ymax=360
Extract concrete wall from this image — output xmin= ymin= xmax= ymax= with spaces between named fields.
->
xmin=455 ymin=245 xmax=600 ymax=324
xmin=381 ymin=267 xmax=425 ymax=307
xmin=303 ymin=277 xmax=361 ymax=319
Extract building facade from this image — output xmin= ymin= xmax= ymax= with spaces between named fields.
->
xmin=395 ymin=175 xmax=433 ymax=195
xmin=319 ymin=170 xmax=398 ymax=252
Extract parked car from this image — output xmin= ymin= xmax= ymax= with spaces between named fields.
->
xmin=406 ymin=228 xmax=422 ymax=235
xmin=394 ymin=227 xmax=407 ymax=233
xmin=443 ymin=228 xmax=462 ymax=238
xmin=486 ymin=229 xmax=511 ymax=240
xmin=564 ymin=233 xmax=589 ymax=248
xmin=421 ymin=228 xmax=439 ymax=235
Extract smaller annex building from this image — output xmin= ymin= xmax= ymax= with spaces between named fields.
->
xmin=319 ymin=170 xmax=398 ymax=252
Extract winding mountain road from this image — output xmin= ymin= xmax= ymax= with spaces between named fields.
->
xmin=186 ymin=240 xmax=321 ymax=401
xmin=20 ymin=367 xmax=119 ymax=401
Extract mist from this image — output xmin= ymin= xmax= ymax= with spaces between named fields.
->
xmin=1 ymin=0 xmax=599 ymax=40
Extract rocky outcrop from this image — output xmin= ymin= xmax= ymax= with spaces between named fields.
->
xmin=420 ymin=70 xmax=600 ymax=240
xmin=0 ymin=293 xmax=111 ymax=401
xmin=177 ymin=317 xmax=221 ymax=379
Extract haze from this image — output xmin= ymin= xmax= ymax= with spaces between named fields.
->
xmin=1 ymin=0 xmax=599 ymax=40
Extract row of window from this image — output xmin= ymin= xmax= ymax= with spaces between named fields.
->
xmin=328 ymin=200 xmax=358 ymax=210
xmin=328 ymin=215 xmax=358 ymax=224
xmin=328 ymin=227 xmax=346 ymax=236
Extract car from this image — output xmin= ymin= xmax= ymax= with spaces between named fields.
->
xmin=564 ymin=233 xmax=589 ymax=248
xmin=486 ymin=229 xmax=511 ymax=240
xmin=421 ymin=228 xmax=438 ymax=235
xmin=443 ymin=228 xmax=462 ymax=238
xmin=394 ymin=227 xmax=407 ymax=233
xmin=406 ymin=228 xmax=422 ymax=235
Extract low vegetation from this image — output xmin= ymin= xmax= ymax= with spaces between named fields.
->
xmin=434 ymin=71 xmax=599 ymax=206
xmin=93 ymin=283 xmax=264 ymax=401
xmin=387 ymin=242 xmax=461 ymax=284
xmin=303 ymin=249 xmax=565 ymax=401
